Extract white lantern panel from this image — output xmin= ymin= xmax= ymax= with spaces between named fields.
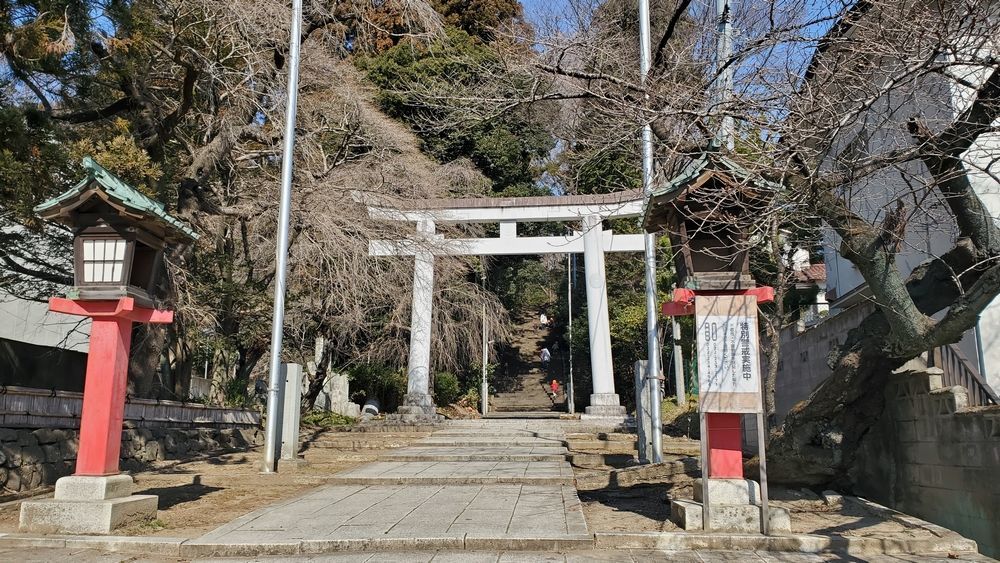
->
xmin=114 ymin=240 xmax=126 ymax=260
xmin=83 ymin=240 xmax=95 ymax=260
xmin=83 ymin=263 xmax=94 ymax=283
xmin=111 ymin=263 xmax=123 ymax=282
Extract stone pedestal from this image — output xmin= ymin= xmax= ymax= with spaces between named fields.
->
xmin=670 ymin=478 xmax=790 ymax=533
xmin=634 ymin=361 xmax=653 ymax=463
xmin=387 ymin=392 xmax=443 ymax=423
xmin=582 ymin=393 xmax=627 ymax=419
xmin=20 ymin=475 xmax=157 ymax=534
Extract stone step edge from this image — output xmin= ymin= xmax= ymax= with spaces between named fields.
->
xmin=323 ymin=476 xmax=576 ymax=486
xmin=376 ymin=455 xmax=568 ymax=462
xmin=0 ymin=530 xmax=977 ymax=558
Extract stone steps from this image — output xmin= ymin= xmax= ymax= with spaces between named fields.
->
xmin=484 ymin=412 xmax=564 ymax=419
xmin=326 ymin=460 xmax=576 ymax=486
xmin=379 ymin=445 xmax=569 ymax=463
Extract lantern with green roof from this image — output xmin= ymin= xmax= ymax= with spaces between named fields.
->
xmin=643 ymin=150 xmax=778 ymax=291
xmin=34 ymin=157 xmax=198 ymax=307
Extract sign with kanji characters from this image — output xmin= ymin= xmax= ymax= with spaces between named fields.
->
xmin=695 ymin=294 xmax=763 ymax=413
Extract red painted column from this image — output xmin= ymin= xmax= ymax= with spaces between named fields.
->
xmin=707 ymin=412 xmax=743 ymax=478
xmin=75 ymin=316 xmax=132 ymax=476
xmin=49 ymin=297 xmax=173 ymax=477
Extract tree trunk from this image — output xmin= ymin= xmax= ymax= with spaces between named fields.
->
xmin=768 ymin=239 xmax=980 ymax=487
xmin=302 ymin=338 xmax=332 ymax=412
xmin=767 ymin=308 xmax=901 ymax=487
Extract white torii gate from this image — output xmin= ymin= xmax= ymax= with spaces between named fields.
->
xmin=362 ymin=191 xmax=646 ymax=420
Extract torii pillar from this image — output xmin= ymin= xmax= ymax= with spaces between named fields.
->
xmin=581 ymin=215 xmax=626 ymax=418
xmin=394 ymin=219 xmax=441 ymax=422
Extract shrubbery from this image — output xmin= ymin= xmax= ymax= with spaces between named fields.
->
xmin=434 ymin=371 xmax=461 ymax=405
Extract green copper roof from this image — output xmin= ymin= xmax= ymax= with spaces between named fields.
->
xmin=642 ymin=149 xmax=782 ymax=230
xmin=34 ymin=157 xmax=198 ymax=241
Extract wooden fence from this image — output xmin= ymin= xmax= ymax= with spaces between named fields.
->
xmin=0 ymin=386 xmax=259 ymax=428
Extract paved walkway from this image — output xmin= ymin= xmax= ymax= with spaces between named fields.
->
xmin=192 ymin=421 xmax=589 ymax=548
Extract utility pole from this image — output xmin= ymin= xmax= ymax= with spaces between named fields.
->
xmin=482 ymin=302 xmax=489 ymax=416
xmin=567 ymin=252 xmax=575 ymax=415
xmin=262 ymin=0 xmax=303 ymax=474
xmin=672 ymin=315 xmax=686 ymax=405
xmin=638 ymin=0 xmax=663 ymax=463
xmin=715 ymin=0 xmax=735 ymax=150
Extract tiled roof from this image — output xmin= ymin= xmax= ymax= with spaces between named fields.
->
xmin=34 ymin=157 xmax=198 ymax=241
xmin=793 ymin=263 xmax=827 ymax=283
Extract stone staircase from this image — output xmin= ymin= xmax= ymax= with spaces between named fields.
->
xmin=489 ymin=313 xmax=565 ymax=416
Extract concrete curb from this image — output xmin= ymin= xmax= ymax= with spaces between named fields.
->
xmin=593 ymin=532 xmax=979 ymax=555
xmin=0 ymin=526 xmax=979 ymax=558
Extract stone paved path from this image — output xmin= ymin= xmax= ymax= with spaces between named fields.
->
xmin=192 ymin=421 xmax=589 ymax=547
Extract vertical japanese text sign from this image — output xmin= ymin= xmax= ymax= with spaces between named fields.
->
xmin=695 ymin=294 xmax=763 ymax=413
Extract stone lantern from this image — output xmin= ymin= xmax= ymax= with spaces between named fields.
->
xmin=20 ymin=157 xmax=197 ymax=534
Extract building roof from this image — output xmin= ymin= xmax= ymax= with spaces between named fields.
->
xmin=794 ymin=263 xmax=827 ymax=284
xmin=34 ymin=157 xmax=198 ymax=242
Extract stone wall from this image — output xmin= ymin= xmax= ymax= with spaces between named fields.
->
xmin=853 ymin=368 xmax=1000 ymax=558
xmin=0 ymin=426 xmax=262 ymax=496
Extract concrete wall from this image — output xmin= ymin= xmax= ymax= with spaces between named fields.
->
xmin=0 ymin=425 xmax=262 ymax=496
xmin=0 ymin=293 xmax=89 ymax=352
xmin=771 ymin=302 xmax=875 ymax=422
xmin=853 ymin=368 xmax=1000 ymax=558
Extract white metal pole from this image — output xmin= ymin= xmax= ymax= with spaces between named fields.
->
xmin=482 ymin=302 xmax=489 ymax=416
xmin=567 ymin=252 xmax=575 ymax=414
xmin=262 ymin=0 xmax=303 ymax=474
xmin=673 ymin=316 xmax=686 ymax=405
xmin=638 ymin=0 xmax=663 ymax=463
xmin=716 ymin=0 xmax=734 ymax=150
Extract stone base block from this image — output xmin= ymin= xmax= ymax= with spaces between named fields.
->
xmin=20 ymin=495 xmax=158 ymax=534
xmin=670 ymin=499 xmax=790 ymax=533
xmin=277 ymin=457 xmax=310 ymax=472
xmin=584 ymin=393 xmax=626 ymax=418
xmin=387 ymin=412 xmax=444 ymax=423
xmin=693 ymin=478 xmax=762 ymax=505
xmin=399 ymin=393 xmax=436 ymax=415
xmin=54 ymin=474 xmax=134 ymax=501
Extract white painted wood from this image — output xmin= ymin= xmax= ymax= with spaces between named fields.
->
xmin=499 ymin=221 xmax=517 ymax=238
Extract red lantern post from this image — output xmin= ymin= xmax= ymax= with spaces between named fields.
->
xmin=20 ymin=158 xmax=197 ymax=534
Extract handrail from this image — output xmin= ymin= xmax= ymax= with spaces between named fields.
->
xmin=927 ymin=344 xmax=999 ymax=407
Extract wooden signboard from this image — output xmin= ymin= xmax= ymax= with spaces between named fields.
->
xmin=695 ymin=294 xmax=763 ymax=414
